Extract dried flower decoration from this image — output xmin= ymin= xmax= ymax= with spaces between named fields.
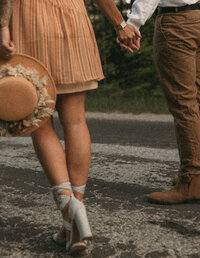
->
xmin=0 ymin=64 xmax=55 ymax=136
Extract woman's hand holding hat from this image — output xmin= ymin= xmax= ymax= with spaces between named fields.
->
xmin=0 ymin=26 xmax=15 ymax=60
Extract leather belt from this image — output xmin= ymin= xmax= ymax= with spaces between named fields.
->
xmin=157 ymin=3 xmax=200 ymax=15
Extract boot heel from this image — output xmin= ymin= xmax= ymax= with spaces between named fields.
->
xmin=74 ymin=208 xmax=92 ymax=240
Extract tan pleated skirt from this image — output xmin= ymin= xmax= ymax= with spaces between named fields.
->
xmin=10 ymin=0 xmax=104 ymax=94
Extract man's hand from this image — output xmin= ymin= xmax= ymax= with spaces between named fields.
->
xmin=0 ymin=26 xmax=15 ymax=60
xmin=116 ymin=24 xmax=141 ymax=53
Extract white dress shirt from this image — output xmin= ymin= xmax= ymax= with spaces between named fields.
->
xmin=127 ymin=0 xmax=199 ymax=30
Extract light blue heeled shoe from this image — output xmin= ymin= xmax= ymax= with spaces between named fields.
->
xmin=51 ymin=183 xmax=91 ymax=253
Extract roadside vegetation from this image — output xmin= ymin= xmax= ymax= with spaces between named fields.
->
xmin=85 ymin=0 xmax=169 ymax=114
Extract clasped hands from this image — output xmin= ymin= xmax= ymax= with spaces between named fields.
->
xmin=116 ymin=24 xmax=141 ymax=53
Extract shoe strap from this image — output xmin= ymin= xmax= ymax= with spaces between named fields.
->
xmin=52 ymin=182 xmax=72 ymax=194
xmin=51 ymin=182 xmax=72 ymax=211
xmin=63 ymin=219 xmax=72 ymax=231
xmin=71 ymin=184 xmax=86 ymax=195
xmin=63 ymin=219 xmax=73 ymax=251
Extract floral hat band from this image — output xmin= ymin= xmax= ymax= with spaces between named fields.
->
xmin=0 ymin=54 xmax=57 ymax=137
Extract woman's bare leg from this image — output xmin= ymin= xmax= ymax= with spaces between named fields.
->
xmin=31 ymin=118 xmax=72 ymax=240
xmin=31 ymin=118 xmax=70 ymax=187
xmin=56 ymin=91 xmax=91 ymax=201
xmin=56 ymin=91 xmax=91 ymax=243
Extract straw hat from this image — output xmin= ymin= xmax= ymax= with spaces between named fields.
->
xmin=0 ymin=54 xmax=56 ymax=137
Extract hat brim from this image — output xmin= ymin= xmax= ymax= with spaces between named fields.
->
xmin=0 ymin=54 xmax=57 ymax=137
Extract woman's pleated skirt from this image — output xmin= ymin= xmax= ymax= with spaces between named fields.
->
xmin=10 ymin=0 xmax=104 ymax=94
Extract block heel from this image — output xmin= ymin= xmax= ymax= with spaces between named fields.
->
xmin=74 ymin=206 xmax=92 ymax=240
xmin=69 ymin=196 xmax=92 ymax=240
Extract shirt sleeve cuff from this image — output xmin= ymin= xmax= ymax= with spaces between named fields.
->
xmin=127 ymin=16 xmax=143 ymax=34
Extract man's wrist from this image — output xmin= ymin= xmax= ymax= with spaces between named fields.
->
xmin=127 ymin=17 xmax=143 ymax=31
xmin=115 ymin=20 xmax=127 ymax=31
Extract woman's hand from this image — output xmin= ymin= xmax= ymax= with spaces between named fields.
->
xmin=0 ymin=26 xmax=15 ymax=60
xmin=116 ymin=24 xmax=141 ymax=53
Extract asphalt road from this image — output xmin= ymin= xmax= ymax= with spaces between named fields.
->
xmin=1 ymin=112 xmax=200 ymax=258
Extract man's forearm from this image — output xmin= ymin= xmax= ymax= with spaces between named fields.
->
xmin=0 ymin=0 xmax=14 ymax=28
xmin=94 ymin=0 xmax=124 ymax=28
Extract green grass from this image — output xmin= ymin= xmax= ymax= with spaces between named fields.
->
xmin=85 ymin=94 xmax=169 ymax=114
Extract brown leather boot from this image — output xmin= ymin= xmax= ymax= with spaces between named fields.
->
xmin=148 ymin=173 xmax=200 ymax=204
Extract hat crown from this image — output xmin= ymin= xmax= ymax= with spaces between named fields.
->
xmin=0 ymin=76 xmax=38 ymax=121
xmin=0 ymin=54 xmax=56 ymax=137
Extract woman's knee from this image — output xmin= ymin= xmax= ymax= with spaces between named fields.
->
xmin=57 ymin=92 xmax=87 ymax=128
xmin=59 ymin=114 xmax=86 ymax=133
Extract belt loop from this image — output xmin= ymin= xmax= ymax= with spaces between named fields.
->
xmin=175 ymin=7 xmax=178 ymax=12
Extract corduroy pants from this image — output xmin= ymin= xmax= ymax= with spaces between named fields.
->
xmin=154 ymin=10 xmax=200 ymax=175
